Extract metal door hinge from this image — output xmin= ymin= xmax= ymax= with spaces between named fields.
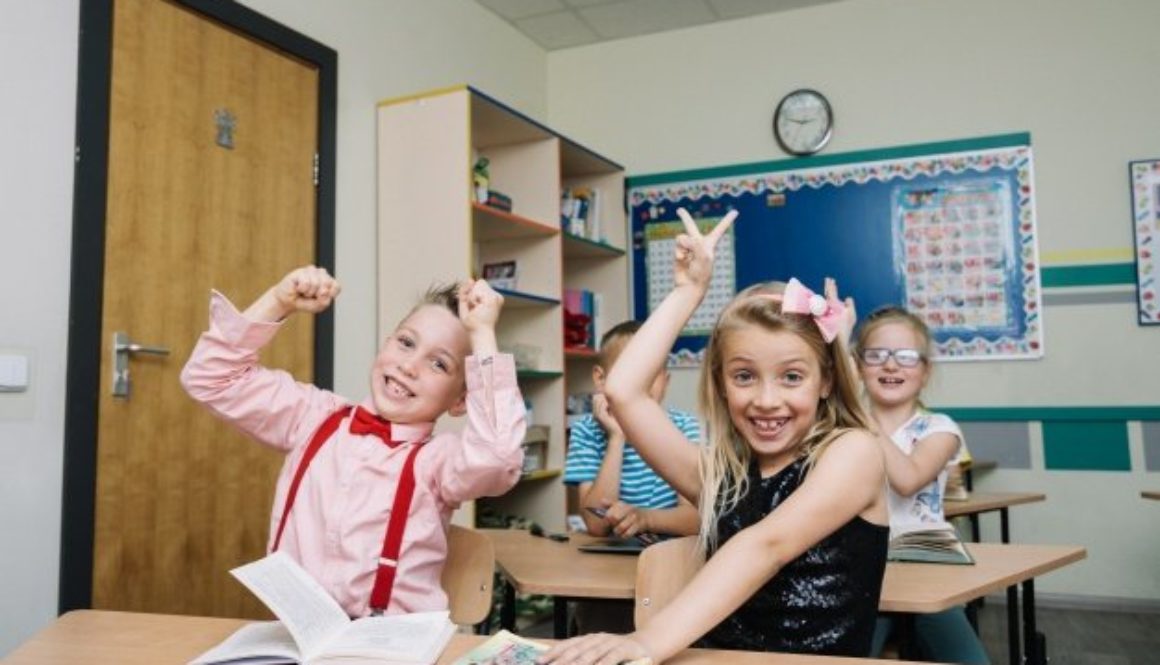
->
xmin=313 ymin=153 xmax=319 ymax=186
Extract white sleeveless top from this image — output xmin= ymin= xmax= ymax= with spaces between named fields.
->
xmin=886 ymin=410 xmax=966 ymax=537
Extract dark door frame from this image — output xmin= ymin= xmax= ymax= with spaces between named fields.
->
xmin=60 ymin=0 xmax=338 ymax=613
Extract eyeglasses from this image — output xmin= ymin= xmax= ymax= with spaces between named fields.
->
xmin=859 ymin=347 xmax=924 ymax=367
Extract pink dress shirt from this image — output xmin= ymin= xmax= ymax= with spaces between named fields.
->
xmin=180 ymin=291 xmax=526 ymax=617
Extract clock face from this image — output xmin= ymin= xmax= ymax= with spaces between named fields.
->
xmin=774 ymin=89 xmax=833 ymax=156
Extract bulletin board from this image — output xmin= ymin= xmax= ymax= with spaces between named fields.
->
xmin=628 ymin=133 xmax=1043 ymax=367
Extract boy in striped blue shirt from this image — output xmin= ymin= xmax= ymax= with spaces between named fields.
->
xmin=565 ymin=321 xmax=701 ymax=541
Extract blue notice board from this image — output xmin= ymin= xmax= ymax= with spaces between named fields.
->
xmin=628 ymin=133 xmax=1043 ymax=366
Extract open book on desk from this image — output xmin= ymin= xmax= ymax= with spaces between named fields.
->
xmin=189 ymin=551 xmax=455 ymax=665
xmin=887 ymin=523 xmax=975 ymax=565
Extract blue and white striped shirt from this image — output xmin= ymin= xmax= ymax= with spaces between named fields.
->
xmin=564 ymin=407 xmax=701 ymax=510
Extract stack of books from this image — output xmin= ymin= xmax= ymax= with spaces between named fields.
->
xmin=560 ymin=186 xmax=602 ymax=241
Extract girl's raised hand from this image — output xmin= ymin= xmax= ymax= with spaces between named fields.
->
xmin=674 ymin=207 xmax=737 ymax=291
xmin=824 ymin=277 xmax=857 ymax=347
xmin=457 ymin=278 xmax=504 ymax=333
xmin=273 ymin=265 xmax=341 ymax=315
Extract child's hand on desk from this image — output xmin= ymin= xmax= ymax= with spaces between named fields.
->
xmin=538 ymin=632 xmax=652 ymax=665
xmin=601 ymin=499 xmax=648 ymax=539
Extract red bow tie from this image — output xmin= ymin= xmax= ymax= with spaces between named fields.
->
xmin=349 ymin=407 xmax=402 ymax=447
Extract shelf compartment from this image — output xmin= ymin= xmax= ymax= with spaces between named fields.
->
xmin=495 ymin=287 xmax=561 ymax=309
xmin=519 ymin=468 xmax=562 ymax=483
xmin=563 ymin=233 xmax=626 ymax=259
xmin=472 ymin=203 xmax=558 ymax=241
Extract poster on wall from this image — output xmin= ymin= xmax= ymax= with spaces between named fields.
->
xmin=1129 ymin=159 xmax=1160 ymax=325
xmin=629 ymin=133 xmax=1043 ymax=367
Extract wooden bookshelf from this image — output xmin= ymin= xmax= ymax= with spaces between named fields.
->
xmin=377 ymin=86 xmax=627 ymax=531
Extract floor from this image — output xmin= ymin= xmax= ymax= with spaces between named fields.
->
xmin=520 ymin=601 xmax=1160 ymax=664
xmin=975 ymin=602 xmax=1160 ymax=665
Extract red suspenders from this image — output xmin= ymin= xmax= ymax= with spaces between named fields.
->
xmin=271 ymin=405 xmax=425 ymax=613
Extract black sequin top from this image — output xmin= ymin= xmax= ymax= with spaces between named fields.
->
xmin=697 ymin=456 xmax=888 ymax=657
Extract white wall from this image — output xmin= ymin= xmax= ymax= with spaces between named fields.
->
xmin=546 ymin=0 xmax=1160 ymax=602
xmin=0 ymin=0 xmax=546 ymax=655
xmin=0 ymin=0 xmax=80 ymax=656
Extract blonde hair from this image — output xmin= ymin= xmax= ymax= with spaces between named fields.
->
xmin=852 ymin=305 xmax=933 ymax=362
xmin=695 ymin=282 xmax=872 ymax=552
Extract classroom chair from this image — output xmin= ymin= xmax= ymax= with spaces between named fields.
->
xmin=441 ymin=525 xmax=496 ymax=632
xmin=633 ymin=536 xmax=704 ymax=629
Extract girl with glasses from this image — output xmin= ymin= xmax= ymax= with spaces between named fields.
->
xmin=852 ymin=306 xmax=989 ymax=664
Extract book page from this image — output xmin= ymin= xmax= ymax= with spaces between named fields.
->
xmin=318 ymin=611 xmax=454 ymax=663
xmin=230 ymin=551 xmax=350 ymax=658
xmin=187 ymin=621 xmax=300 ymax=665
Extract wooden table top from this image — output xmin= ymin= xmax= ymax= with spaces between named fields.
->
xmin=943 ymin=491 xmax=1046 ymax=518
xmin=5 ymin=610 xmax=927 ymax=664
xmin=483 ymin=529 xmax=1085 ymax=614
xmin=483 ymin=528 xmax=639 ymax=599
xmin=1143 ymin=491 xmax=1160 ymax=500
xmin=879 ymin=543 xmax=1085 ymax=613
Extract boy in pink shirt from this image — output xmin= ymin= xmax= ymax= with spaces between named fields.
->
xmin=181 ymin=265 xmax=525 ymax=617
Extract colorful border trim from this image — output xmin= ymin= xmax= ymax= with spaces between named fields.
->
xmin=1129 ymin=159 xmax=1160 ymax=324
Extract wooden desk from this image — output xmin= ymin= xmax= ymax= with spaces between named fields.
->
xmin=1142 ymin=491 xmax=1160 ymax=500
xmin=4 ymin=609 xmax=924 ymax=664
xmin=881 ymin=543 xmax=1083 ymax=665
xmin=486 ymin=529 xmax=1084 ymax=665
xmin=944 ymin=491 xmax=1046 ymax=543
xmin=484 ymin=528 xmax=635 ymax=637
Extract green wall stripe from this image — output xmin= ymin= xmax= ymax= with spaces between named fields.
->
xmin=1041 ymin=263 xmax=1136 ymax=288
xmin=625 ymin=132 xmax=1031 ymax=188
xmin=937 ymin=406 xmax=1160 ymax=422
xmin=1042 ymin=421 xmax=1131 ymax=471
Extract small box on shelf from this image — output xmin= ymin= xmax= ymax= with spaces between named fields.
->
xmin=482 ymin=260 xmax=518 ymax=291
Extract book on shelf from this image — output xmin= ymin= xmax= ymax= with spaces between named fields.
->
xmin=189 ymin=551 xmax=455 ymax=665
xmin=450 ymin=631 xmax=651 ymax=665
xmin=560 ymin=186 xmax=602 ymax=242
xmin=563 ymin=288 xmax=598 ymax=350
xmin=887 ymin=523 xmax=975 ymax=565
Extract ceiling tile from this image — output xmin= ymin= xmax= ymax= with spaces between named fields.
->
xmin=477 ymin=0 xmax=566 ymax=21
xmin=580 ymin=0 xmax=716 ymax=40
xmin=563 ymin=0 xmax=619 ymax=7
xmin=708 ymin=0 xmax=838 ymax=19
xmin=515 ymin=11 xmax=601 ymax=49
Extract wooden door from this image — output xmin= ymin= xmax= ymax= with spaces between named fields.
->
xmin=89 ymin=0 xmax=319 ymax=617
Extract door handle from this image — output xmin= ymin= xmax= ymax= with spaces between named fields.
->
xmin=112 ymin=331 xmax=170 ymax=398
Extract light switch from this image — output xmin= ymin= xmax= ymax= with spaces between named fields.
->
xmin=0 ymin=354 xmax=29 ymax=392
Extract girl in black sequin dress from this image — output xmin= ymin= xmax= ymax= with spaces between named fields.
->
xmin=540 ymin=209 xmax=890 ymax=665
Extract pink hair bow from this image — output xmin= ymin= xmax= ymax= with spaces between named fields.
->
xmin=780 ymin=278 xmax=847 ymax=343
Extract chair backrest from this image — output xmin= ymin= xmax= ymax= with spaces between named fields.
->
xmin=441 ymin=525 xmax=495 ymax=627
xmin=634 ymin=536 xmax=704 ymax=630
